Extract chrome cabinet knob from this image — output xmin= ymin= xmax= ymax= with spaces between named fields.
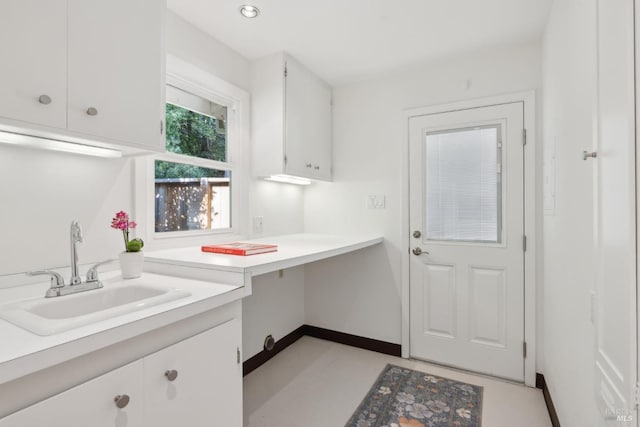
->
xmin=583 ymin=150 xmax=597 ymax=160
xmin=114 ymin=394 xmax=130 ymax=409
xmin=38 ymin=95 xmax=52 ymax=105
xmin=412 ymin=247 xmax=429 ymax=256
xmin=164 ymin=370 xmax=178 ymax=381
xmin=86 ymin=107 xmax=98 ymax=116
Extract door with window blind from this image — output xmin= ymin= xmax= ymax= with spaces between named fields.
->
xmin=409 ymin=102 xmax=525 ymax=381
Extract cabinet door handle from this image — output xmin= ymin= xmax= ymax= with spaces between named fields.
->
xmin=164 ymin=370 xmax=178 ymax=381
xmin=314 ymin=165 xmax=320 ymax=170
xmin=86 ymin=107 xmax=98 ymax=116
xmin=114 ymin=394 xmax=130 ymax=409
xmin=305 ymin=163 xmax=312 ymax=168
xmin=38 ymin=95 xmax=52 ymax=105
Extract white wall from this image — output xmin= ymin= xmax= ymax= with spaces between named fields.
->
xmin=541 ymin=0 xmax=599 ymax=425
xmin=304 ymin=41 xmax=542 ymax=351
xmin=0 ymin=145 xmax=133 ymax=275
xmin=166 ymin=11 xmax=250 ymax=92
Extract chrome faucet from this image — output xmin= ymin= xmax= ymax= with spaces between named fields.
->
xmin=70 ymin=220 xmax=83 ymax=285
xmin=27 ymin=220 xmax=113 ymax=297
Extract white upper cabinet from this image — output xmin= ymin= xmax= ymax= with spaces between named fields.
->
xmin=0 ymin=0 xmax=165 ymax=152
xmin=67 ymin=0 xmax=164 ymax=148
xmin=251 ymin=52 xmax=333 ymax=181
xmin=0 ymin=0 xmax=67 ymax=129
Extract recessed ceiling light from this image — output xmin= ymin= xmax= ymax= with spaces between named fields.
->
xmin=240 ymin=5 xmax=260 ymax=18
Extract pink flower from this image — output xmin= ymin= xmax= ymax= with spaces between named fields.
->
xmin=111 ymin=210 xmax=141 ymax=251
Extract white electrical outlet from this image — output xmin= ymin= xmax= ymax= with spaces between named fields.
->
xmin=253 ymin=216 xmax=264 ymax=234
xmin=367 ymin=195 xmax=386 ymax=209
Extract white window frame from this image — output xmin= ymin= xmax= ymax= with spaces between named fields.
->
xmin=134 ymin=55 xmax=250 ymax=250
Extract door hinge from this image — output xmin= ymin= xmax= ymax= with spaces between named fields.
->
xmin=284 ymin=155 xmax=288 ymax=165
xmin=160 ymin=120 xmax=164 ymax=135
xmin=634 ymin=382 xmax=640 ymax=407
xmin=523 ymin=235 xmax=527 ymax=252
xmin=522 ymin=129 xmax=527 ymax=146
xmin=237 ymin=347 xmax=241 ymax=364
xmin=523 ymin=341 xmax=527 ymax=358
xmin=284 ymin=65 xmax=288 ymax=78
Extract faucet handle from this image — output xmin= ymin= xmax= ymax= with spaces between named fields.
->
xmin=86 ymin=259 xmax=115 ymax=283
xmin=26 ymin=270 xmax=65 ymax=288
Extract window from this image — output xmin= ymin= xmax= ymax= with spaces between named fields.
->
xmin=155 ymin=86 xmax=231 ymax=233
xmin=424 ymin=125 xmax=502 ymax=243
xmin=135 ymin=55 xmax=248 ymax=244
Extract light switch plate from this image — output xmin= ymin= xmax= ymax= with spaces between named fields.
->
xmin=367 ymin=195 xmax=386 ymax=209
xmin=253 ymin=216 xmax=264 ymax=234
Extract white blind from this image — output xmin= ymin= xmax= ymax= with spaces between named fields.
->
xmin=425 ymin=125 xmax=501 ymax=243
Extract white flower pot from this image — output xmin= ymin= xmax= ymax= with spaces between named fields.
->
xmin=119 ymin=251 xmax=144 ymax=279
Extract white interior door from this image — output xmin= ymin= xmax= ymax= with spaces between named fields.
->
xmin=594 ymin=0 xmax=637 ymax=424
xmin=409 ymin=102 xmax=525 ymax=381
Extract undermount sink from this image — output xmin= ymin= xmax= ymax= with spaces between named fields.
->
xmin=0 ymin=280 xmax=191 ymax=336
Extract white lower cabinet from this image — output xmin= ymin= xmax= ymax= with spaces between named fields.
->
xmin=143 ymin=319 xmax=242 ymax=427
xmin=0 ymin=319 xmax=242 ymax=427
xmin=0 ymin=360 xmax=144 ymax=427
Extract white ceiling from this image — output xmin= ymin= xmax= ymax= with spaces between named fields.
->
xmin=167 ymin=0 xmax=553 ymax=86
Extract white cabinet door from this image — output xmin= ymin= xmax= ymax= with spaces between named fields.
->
xmin=143 ymin=319 xmax=242 ymax=427
xmin=593 ymin=0 xmax=637 ymax=423
xmin=67 ymin=0 xmax=164 ymax=149
xmin=284 ymin=56 xmax=332 ymax=180
xmin=0 ymin=360 xmax=144 ymax=427
xmin=0 ymin=0 xmax=67 ymax=129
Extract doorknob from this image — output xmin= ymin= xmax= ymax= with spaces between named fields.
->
xmin=413 ymin=230 xmax=421 ymax=238
xmin=583 ymin=150 xmax=597 ymax=160
xmin=412 ymin=247 xmax=429 ymax=256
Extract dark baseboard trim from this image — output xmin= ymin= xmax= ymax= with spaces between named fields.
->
xmin=536 ymin=373 xmax=561 ymax=427
xmin=302 ymin=325 xmax=402 ymax=357
xmin=242 ymin=325 xmax=401 ymax=376
xmin=242 ymin=325 xmax=306 ymax=376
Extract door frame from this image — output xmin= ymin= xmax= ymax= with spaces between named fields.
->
xmin=401 ymin=91 xmax=537 ymax=387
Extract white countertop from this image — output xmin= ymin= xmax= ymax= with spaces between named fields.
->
xmin=0 ymin=233 xmax=383 ymax=385
xmin=0 ymin=271 xmax=244 ymax=384
xmin=145 ymin=233 xmax=384 ymax=276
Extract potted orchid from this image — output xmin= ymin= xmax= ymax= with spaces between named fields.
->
xmin=111 ymin=211 xmax=144 ymax=278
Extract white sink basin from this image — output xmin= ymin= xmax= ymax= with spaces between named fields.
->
xmin=0 ymin=280 xmax=191 ymax=336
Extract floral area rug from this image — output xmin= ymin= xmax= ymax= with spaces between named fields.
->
xmin=345 ymin=364 xmax=483 ymax=427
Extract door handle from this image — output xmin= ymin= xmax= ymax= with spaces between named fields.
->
xmin=412 ymin=247 xmax=429 ymax=256
xmin=583 ymin=150 xmax=597 ymax=160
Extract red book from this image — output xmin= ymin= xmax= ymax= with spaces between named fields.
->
xmin=201 ymin=242 xmax=278 ymax=256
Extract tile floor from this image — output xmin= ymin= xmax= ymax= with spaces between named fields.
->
xmin=244 ymin=336 xmax=552 ymax=427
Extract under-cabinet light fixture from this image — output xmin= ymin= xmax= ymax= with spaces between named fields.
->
xmin=0 ymin=131 xmax=122 ymax=158
xmin=240 ymin=5 xmax=260 ymax=18
xmin=264 ymin=174 xmax=311 ymax=185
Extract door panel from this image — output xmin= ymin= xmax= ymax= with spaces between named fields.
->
xmin=409 ymin=102 xmax=524 ymax=381
xmin=422 ymin=264 xmax=456 ymax=338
